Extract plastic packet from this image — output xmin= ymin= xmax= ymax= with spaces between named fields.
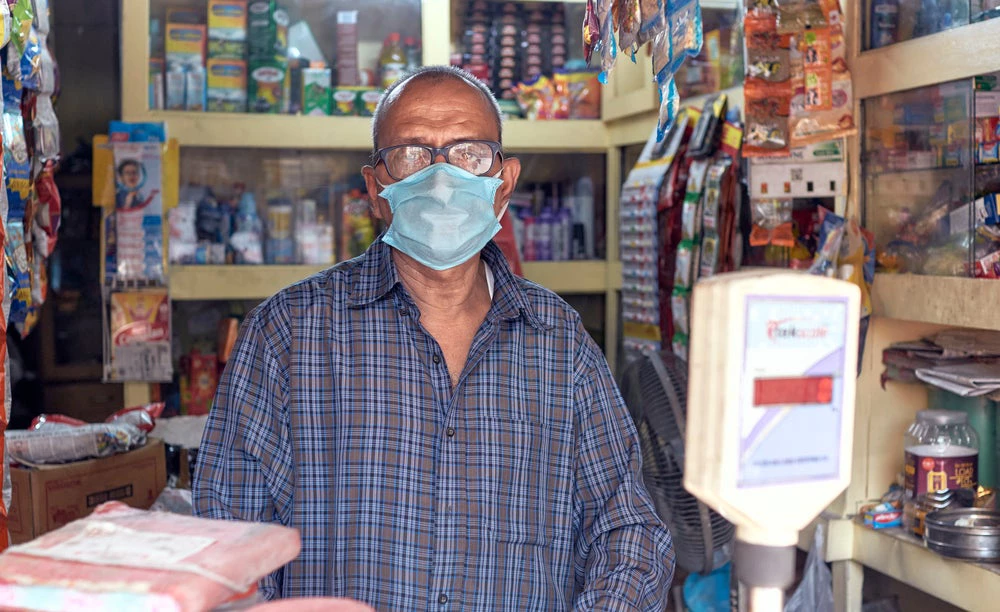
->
xmin=653 ymin=0 xmax=703 ymax=139
xmin=749 ymin=199 xmax=795 ymax=248
xmin=18 ymin=26 xmax=38 ymax=90
xmin=776 ymin=0 xmax=827 ymax=35
xmin=5 ymin=220 xmax=30 ymax=324
xmin=513 ymin=75 xmax=554 ymax=120
xmin=672 ymin=332 xmax=689 ymax=361
xmin=674 ymin=240 xmax=699 ymax=288
xmin=554 ymin=70 xmax=601 ymax=119
xmin=33 ymin=93 xmax=57 ymax=160
xmin=617 ymin=0 xmax=641 ymax=56
xmin=802 ymin=27 xmax=832 ymax=110
xmin=5 ymin=422 xmax=146 ymax=465
xmin=0 ymin=2 xmax=10 ymax=51
xmin=596 ymin=0 xmax=618 ymax=82
xmin=808 ymin=212 xmax=845 ymax=276
xmin=790 ymin=71 xmax=854 ymax=145
xmin=6 ymin=0 xmax=31 ymax=69
xmin=671 ymin=288 xmax=690 ymax=335
xmin=150 ymin=487 xmax=194 ymax=515
xmin=681 ymin=193 xmax=702 ymax=242
xmin=32 ymin=0 xmax=49 ymax=37
xmin=745 ymin=81 xmax=792 ymax=156
xmin=636 ymin=0 xmax=666 ymax=47
xmin=583 ymin=0 xmax=601 ymax=64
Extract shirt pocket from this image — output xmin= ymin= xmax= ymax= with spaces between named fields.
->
xmin=470 ymin=416 xmax=559 ymax=546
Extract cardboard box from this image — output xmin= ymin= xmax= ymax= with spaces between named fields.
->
xmin=207 ymin=58 xmax=248 ymax=112
xmin=8 ymin=440 xmax=167 ymax=544
xmin=248 ymin=60 xmax=285 ymax=113
xmin=166 ymin=23 xmax=206 ymax=70
xmin=248 ymin=0 xmax=288 ymax=62
xmin=208 ymin=0 xmax=248 ymax=59
xmin=302 ymin=67 xmax=332 ymax=116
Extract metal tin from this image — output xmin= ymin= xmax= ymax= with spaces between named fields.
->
xmin=924 ymin=508 xmax=1000 ymax=561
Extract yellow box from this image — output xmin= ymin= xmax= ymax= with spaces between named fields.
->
xmin=166 ymin=24 xmax=206 ymax=68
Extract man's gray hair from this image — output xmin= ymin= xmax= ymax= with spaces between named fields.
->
xmin=371 ymin=65 xmax=504 ymax=156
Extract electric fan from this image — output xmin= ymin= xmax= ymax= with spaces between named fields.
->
xmin=620 ymin=351 xmax=734 ymax=574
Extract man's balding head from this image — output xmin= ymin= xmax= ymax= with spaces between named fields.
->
xmin=371 ymin=66 xmax=503 ymax=153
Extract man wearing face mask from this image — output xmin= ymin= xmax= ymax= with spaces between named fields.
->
xmin=194 ymin=66 xmax=674 ymax=610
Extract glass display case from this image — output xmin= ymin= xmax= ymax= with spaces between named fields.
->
xmin=149 ymin=0 xmax=423 ymax=115
xmin=864 ymin=74 xmax=1000 ymax=277
xmin=172 ymin=148 xmax=607 ymax=268
xmin=864 ymin=0 xmax=1000 ymax=50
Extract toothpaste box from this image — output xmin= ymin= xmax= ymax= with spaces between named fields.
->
xmin=208 ymin=0 xmax=248 ymax=59
xmin=248 ymin=60 xmax=285 ymax=113
xmin=302 ymin=67 xmax=332 ymax=116
xmin=248 ymin=0 xmax=289 ymax=62
xmin=207 ymin=58 xmax=248 ymax=113
xmin=166 ymin=23 xmax=206 ymax=70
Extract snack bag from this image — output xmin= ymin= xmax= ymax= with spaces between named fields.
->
xmin=6 ymin=0 xmax=30 ymax=66
xmin=108 ymin=290 xmax=173 ymax=382
xmin=556 ymin=70 xmax=601 ymax=119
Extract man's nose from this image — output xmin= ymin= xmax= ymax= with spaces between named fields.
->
xmin=433 ymin=152 xmax=447 ymax=164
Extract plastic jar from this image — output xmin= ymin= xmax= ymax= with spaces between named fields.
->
xmin=904 ymin=410 xmax=979 ymax=498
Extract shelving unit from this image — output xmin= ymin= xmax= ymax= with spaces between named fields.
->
xmin=837 ymin=0 xmax=1000 ymax=606
xmin=169 ymin=261 xmax=623 ymax=301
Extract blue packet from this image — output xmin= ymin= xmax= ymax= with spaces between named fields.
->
xmin=18 ymin=26 xmax=39 ymax=90
xmin=109 ymin=120 xmax=167 ymax=143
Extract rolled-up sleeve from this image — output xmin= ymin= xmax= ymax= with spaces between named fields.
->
xmin=193 ymin=312 xmax=293 ymax=600
xmin=571 ymin=335 xmax=675 ymax=611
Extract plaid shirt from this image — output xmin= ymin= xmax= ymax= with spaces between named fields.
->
xmin=194 ymin=238 xmax=674 ymax=611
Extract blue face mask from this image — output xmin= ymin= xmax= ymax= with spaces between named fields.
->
xmin=378 ymin=163 xmax=505 ymax=271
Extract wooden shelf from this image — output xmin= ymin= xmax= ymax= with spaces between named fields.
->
xmin=122 ymin=111 xmax=607 ymax=153
xmin=872 ymin=273 xmax=1000 ymax=331
xmin=852 ymin=524 xmax=1000 ymax=611
xmin=854 ymin=19 xmax=1000 ymax=100
xmin=169 ymin=260 xmax=621 ymax=301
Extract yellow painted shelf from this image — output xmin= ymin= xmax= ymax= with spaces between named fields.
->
xmin=852 ymin=524 xmax=1000 ymax=611
xmin=168 ymin=260 xmax=622 ymax=301
xmin=123 ymin=111 xmax=608 ymax=153
xmin=854 ymin=18 xmax=1000 ymax=100
xmin=872 ymin=273 xmax=1000 ymax=331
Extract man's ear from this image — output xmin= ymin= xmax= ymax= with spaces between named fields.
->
xmin=361 ymin=165 xmax=391 ymax=222
xmin=495 ymin=157 xmax=521 ymax=215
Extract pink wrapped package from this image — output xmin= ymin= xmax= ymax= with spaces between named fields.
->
xmin=0 ymin=501 xmax=300 ymax=612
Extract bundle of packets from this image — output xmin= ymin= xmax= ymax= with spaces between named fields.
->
xmin=584 ymin=0 xmax=704 ymax=139
xmin=743 ymin=0 xmax=855 ymax=157
xmin=0 ymin=501 xmax=301 ymax=611
xmin=808 ymin=209 xmax=874 ymax=374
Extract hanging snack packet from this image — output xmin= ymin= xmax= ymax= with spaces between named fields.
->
xmin=671 ymin=287 xmax=690 ymax=335
xmin=745 ymin=80 xmax=792 ymax=156
xmin=617 ymin=0 xmax=641 ymax=56
xmin=596 ymin=0 xmax=619 ymax=82
xmin=0 ymin=2 xmax=10 ymax=51
xmin=6 ymin=0 xmax=31 ymax=70
xmin=790 ymin=71 xmax=854 ymax=145
xmin=2 ymin=110 xmax=31 ymax=222
xmin=775 ymin=0 xmax=827 ymax=35
xmin=18 ymin=26 xmax=38 ymax=91
xmin=801 ymin=26 xmax=832 ymax=111
xmin=583 ymin=0 xmax=601 ymax=64
xmin=32 ymin=160 xmax=59 ymax=257
xmin=5 ymin=220 xmax=30 ymax=324
xmin=108 ymin=289 xmax=173 ymax=382
xmin=637 ymin=0 xmax=667 ymax=46
xmin=653 ymin=0 xmax=703 ymax=139
xmin=32 ymin=0 xmax=48 ymax=37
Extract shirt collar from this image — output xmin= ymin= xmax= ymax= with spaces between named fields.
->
xmin=346 ymin=237 xmax=547 ymax=330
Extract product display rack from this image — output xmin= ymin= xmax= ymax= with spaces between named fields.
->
xmin=117 ymin=0 xmax=698 ymax=407
xmin=815 ymin=0 xmax=1000 ymax=609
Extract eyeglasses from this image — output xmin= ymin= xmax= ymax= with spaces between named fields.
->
xmin=374 ymin=140 xmax=502 ymax=181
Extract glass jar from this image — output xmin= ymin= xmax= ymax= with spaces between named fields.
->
xmin=904 ymin=409 xmax=979 ymax=499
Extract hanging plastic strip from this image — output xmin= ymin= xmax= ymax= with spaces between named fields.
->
xmin=585 ymin=0 xmax=704 ymax=140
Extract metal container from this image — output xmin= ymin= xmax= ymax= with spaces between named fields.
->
xmin=924 ymin=508 xmax=1000 ymax=561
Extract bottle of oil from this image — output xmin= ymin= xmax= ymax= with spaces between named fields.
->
xmin=379 ymin=33 xmax=407 ymax=89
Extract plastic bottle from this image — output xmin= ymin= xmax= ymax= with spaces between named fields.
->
xmin=231 ymin=192 xmax=264 ymax=264
xmin=380 ymin=33 xmax=407 ymax=89
xmin=404 ymin=36 xmax=421 ymax=73
xmin=574 ymin=176 xmax=595 ymax=259
xmin=538 ymin=207 xmax=554 ymax=261
xmin=296 ymin=198 xmax=319 ymax=264
xmin=522 ymin=213 xmax=536 ymax=261
xmin=560 ymin=208 xmax=574 ymax=261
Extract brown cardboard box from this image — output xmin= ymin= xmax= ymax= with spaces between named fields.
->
xmin=8 ymin=439 xmax=167 ymax=544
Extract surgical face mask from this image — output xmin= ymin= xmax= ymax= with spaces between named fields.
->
xmin=378 ymin=163 xmax=505 ymax=271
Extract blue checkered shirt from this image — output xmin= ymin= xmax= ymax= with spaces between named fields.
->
xmin=194 ymin=238 xmax=675 ymax=610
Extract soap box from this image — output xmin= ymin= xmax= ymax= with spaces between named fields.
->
xmin=165 ymin=23 xmax=206 ymax=70
xmin=207 ymin=58 xmax=248 ymax=112
xmin=248 ymin=60 xmax=285 ymax=113
xmin=302 ymin=67 xmax=332 ymax=116
xmin=208 ymin=0 xmax=248 ymax=59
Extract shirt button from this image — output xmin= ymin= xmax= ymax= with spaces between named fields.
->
xmin=446 ymin=427 xmax=456 ymax=437
xmin=399 ymin=307 xmax=408 ymax=317
xmin=438 ymin=593 xmax=448 ymax=604
xmin=432 ymin=354 xmax=441 ymax=364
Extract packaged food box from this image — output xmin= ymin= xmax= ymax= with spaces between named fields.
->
xmin=336 ymin=10 xmax=359 ymax=86
xmin=248 ymin=60 xmax=285 ymax=113
xmin=166 ymin=7 xmax=204 ymax=25
xmin=248 ymin=0 xmax=289 ymax=62
xmin=207 ymin=58 xmax=247 ymax=112
xmin=185 ymin=67 xmax=207 ymax=111
xmin=165 ymin=23 xmax=206 ymax=71
xmin=356 ymin=88 xmax=383 ymax=117
xmin=332 ymin=86 xmax=360 ymax=116
xmin=7 ymin=440 xmax=166 ymax=544
xmin=302 ymin=67 xmax=332 ymax=116
xmin=208 ymin=0 xmax=248 ymax=59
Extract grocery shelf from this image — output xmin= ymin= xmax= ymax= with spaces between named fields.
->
xmin=852 ymin=524 xmax=1000 ymax=611
xmin=872 ymin=273 xmax=1000 ymax=331
xmin=854 ymin=18 xmax=1000 ymax=100
xmin=168 ymin=260 xmax=622 ymax=301
xmin=121 ymin=111 xmax=608 ymax=153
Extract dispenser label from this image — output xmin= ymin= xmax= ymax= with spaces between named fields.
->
xmin=738 ymin=296 xmax=849 ymax=488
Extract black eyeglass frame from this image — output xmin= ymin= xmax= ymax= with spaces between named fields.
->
xmin=372 ymin=140 xmax=504 ymax=181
